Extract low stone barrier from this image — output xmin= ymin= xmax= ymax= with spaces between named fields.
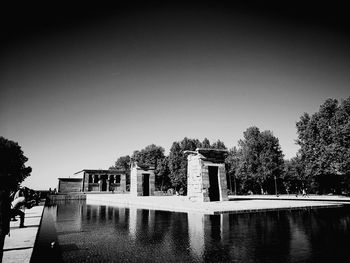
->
xmin=153 ymin=191 xmax=174 ymax=196
xmin=47 ymin=193 xmax=86 ymax=201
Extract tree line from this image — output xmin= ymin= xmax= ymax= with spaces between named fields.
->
xmin=111 ymin=97 xmax=350 ymax=195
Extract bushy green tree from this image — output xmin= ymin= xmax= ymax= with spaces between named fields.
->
xmin=131 ymin=144 xmax=167 ymax=189
xmin=110 ymin=155 xmax=131 ymax=185
xmin=155 ymin=156 xmax=171 ymax=191
xmin=131 ymin=144 xmax=165 ymax=167
xmin=0 ymin=137 xmax=32 ymax=191
xmin=211 ymin=139 xmax=227 ymax=149
xmin=168 ymin=137 xmax=201 ymax=192
xmin=258 ymin=130 xmax=285 ymax=193
xmin=201 ymin=138 xmax=211 ymax=148
xmin=296 ymin=97 xmax=350 ymax=194
xmin=111 ymin=155 xmax=131 ymax=170
xmin=282 ymin=156 xmax=305 ymax=195
xmin=225 ymin=147 xmax=242 ymax=194
xmin=235 ymin=127 xmax=284 ymax=194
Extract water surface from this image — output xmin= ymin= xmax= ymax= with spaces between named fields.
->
xmin=31 ymin=201 xmax=350 ymax=262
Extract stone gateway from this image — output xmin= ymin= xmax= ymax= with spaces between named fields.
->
xmin=130 ymin=162 xmax=155 ymax=196
xmin=186 ymin=148 xmax=229 ymax=202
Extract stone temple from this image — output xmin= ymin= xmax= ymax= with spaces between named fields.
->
xmin=130 ymin=162 xmax=155 ymax=196
xmin=58 ymin=169 xmax=127 ymax=193
xmin=186 ymin=148 xmax=229 ymax=202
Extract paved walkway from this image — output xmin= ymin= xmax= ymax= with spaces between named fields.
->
xmin=229 ymin=194 xmax=350 ymax=203
xmin=2 ymin=205 xmax=44 ymax=263
xmin=87 ymin=194 xmax=344 ymax=214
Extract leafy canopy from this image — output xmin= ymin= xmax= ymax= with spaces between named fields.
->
xmin=0 ymin=136 xmax=32 ymax=190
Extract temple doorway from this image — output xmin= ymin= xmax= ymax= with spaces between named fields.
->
xmin=101 ymin=176 xmax=107 ymax=191
xmin=208 ymin=166 xmax=220 ymax=201
xmin=143 ymin=174 xmax=150 ymax=196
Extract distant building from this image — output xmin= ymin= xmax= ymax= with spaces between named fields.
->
xmin=58 ymin=169 xmax=127 ymax=193
xmin=58 ymin=178 xmax=83 ymax=193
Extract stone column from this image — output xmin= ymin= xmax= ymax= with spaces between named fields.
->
xmin=202 ymin=165 xmax=210 ymax=202
xmin=112 ymin=175 xmax=116 ymax=191
xmin=120 ymin=174 xmax=126 ymax=192
xmin=98 ymin=174 xmax=103 ymax=191
xmin=149 ymin=170 xmax=155 ymax=196
xmin=83 ymin=172 xmax=90 ymax=192
xmin=130 ymin=165 xmax=138 ymax=196
xmin=137 ymin=170 xmax=143 ymax=196
xmin=218 ymin=165 xmax=228 ymax=201
xmin=107 ymin=175 xmax=111 ymax=192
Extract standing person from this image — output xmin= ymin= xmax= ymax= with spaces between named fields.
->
xmin=0 ymin=177 xmax=11 ymax=263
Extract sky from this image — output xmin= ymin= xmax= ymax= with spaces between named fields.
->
xmin=1 ymin=2 xmax=349 ymax=190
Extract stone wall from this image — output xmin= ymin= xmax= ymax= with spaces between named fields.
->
xmin=187 ymin=154 xmax=205 ymax=202
xmin=48 ymin=193 xmax=86 ymax=202
xmin=58 ymin=179 xmax=83 ymax=193
xmin=218 ymin=165 xmax=228 ymax=201
xmin=79 ymin=170 xmax=127 ymax=193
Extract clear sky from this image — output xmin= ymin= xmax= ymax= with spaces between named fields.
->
xmin=1 ymin=2 xmax=349 ymax=189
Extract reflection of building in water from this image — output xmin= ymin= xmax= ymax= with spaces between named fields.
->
xmin=187 ymin=212 xmax=230 ymax=258
xmin=118 ymin=207 xmax=126 ymax=224
xmin=130 ymin=162 xmax=155 ymax=196
xmin=55 ymin=201 xmax=83 ymax=234
xmin=128 ymin=207 xmax=138 ymax=238
xmin=85 ymin=204 xmax=127 ymax=227
xmin=188 ymin=213 xmax=206 ymax=258
xmin=128 ymin=207 xmax=156 ymax=240
xmin=220 ymin=213 xmax=230 ymax=242
xmin=186 ymin=148 xmax=229 ymax=202
xmin=148 ymin=210 xmax=155 ymax=233
xmin=58 ymin=169 xmax=127 ymax=193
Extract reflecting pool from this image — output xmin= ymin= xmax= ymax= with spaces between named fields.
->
xmin=31 ymin=201 xmax=350 ymax=262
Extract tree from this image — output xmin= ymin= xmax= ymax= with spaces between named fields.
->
xmin=201 ymin=138 xmax=211 ymax=148
xmin=200 ymin=138 xmax=227 ymax=149
xmin=225 ymin=147 xmax=242 ymax=194
xmin=110 ymin=155 xmax=131 ymax=185
xmin=168 ymin=141 xmax=185 ymax=191
xmin=282 ymin=156 xmax=305 ymax=195
xmin=211 ymin=139 xmax=227 ymax=149
xmin=0 ymin=137 xmax=32 ymax=191
xmin=132 ymin=144 xmax=166 ymax=189
xmin=258 ymin=130 xmax=285 ymax=193
xmin=131 ymin=144 xmax=165 ymax=168
xmin=111 ymin=155 xmax=131 ymax=171
xmin=155 ymin=156 xmax=171 ymax=191
xmin=168 ymin=137 xmax=201 ymax=192
xmin=296 ymin=97 xmax=350 ymax=194
xmin=236 ymin=127 xmax=284 ymax=194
